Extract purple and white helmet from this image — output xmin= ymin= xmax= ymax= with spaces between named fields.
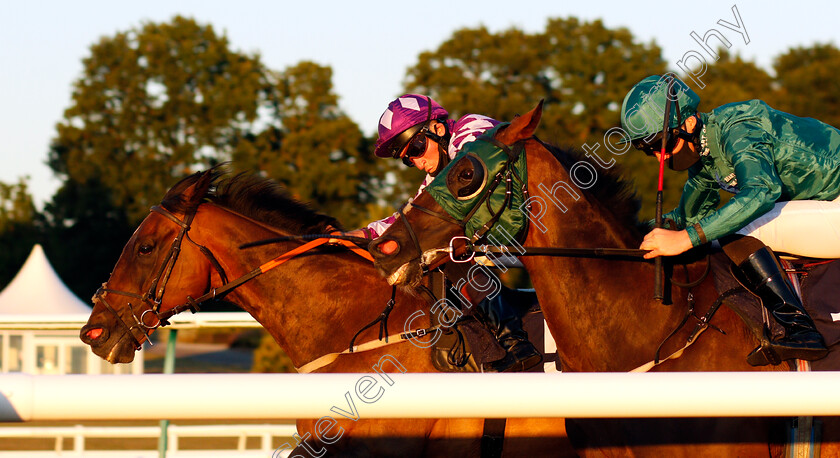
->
xmin=373 ymin=94 xmax=449 ymax=158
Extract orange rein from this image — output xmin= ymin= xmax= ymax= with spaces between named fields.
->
xmin=258 ymin=236 xmax=374 ymax=274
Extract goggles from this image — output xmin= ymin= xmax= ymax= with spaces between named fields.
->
xmin=400 ymin=130 xmax=432 ymax=167
xmin=632 ymin=128 xmax=694 ymax=156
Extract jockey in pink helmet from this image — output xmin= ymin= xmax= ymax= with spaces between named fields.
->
xmin=365 ymin=94 xmax=499 ymax=238
xmin=339 ymin=94 xmax=541 ymax=372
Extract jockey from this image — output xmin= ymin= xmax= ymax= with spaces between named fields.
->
xmin=620 ymin=74 xmax=839 ymax=365
xmin=339 ymin=94 xmax=541 ymax=372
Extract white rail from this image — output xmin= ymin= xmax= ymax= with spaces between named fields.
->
xmin=0 ymin=312 xmax=261 ymax=330
xmin=2 ymin=372 xmax=840 ymax=421
xmin=0 ymin=423 xmax=296 ymax=455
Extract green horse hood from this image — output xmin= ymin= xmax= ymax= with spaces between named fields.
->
xmin=423 ymin=123 xmax=529 ymax=244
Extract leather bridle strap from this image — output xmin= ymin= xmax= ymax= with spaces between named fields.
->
xmin=146 ymin=206 xmax=195 ymax=308
xmin=92 ymin=287 xmax=150 ymax=350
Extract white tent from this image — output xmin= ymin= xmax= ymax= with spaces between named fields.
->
xmin=0 ymin=244 xmax=92 ymax=315
xmin=0 ymin=245 xmax=142 ymax=374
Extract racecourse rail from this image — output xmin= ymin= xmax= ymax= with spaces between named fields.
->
xmin=2 ymin=372 xmax=840 ymax=421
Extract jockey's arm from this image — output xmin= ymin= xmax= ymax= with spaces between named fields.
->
xmin=328 ymin=228 xmax=371 ymax=244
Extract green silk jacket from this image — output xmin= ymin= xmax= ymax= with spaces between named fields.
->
xmin=664 ymin=99 xmax=840 ymax=246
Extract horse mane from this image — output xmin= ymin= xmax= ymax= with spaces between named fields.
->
xmin=537 ymin=138 xmax=644 ymax=234
xmin=161 ymin=169 xmax=343 ymax=234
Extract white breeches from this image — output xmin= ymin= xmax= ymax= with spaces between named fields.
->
xmin=736 ymin=194 xmax=840 ymax=258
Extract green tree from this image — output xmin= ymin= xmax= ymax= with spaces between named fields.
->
xmin=685 ymin=48 xmax=776 ymax=113
xmin=0 ymin=178 xmax=42 ymax=289
xmin=233 ymin=61 xmax=380 ymax=228
xmin=0 ymin=178 xmax=36 ymax=232
xmin=41 ymin=179 xmax=134 ymax=299
xmin=405 ymin=18 xmax=665 ymax=144
xmin=47 ymin=16 xmax=267 ymax=224
xmin=773 ymin=43 xmax=840 ymax=127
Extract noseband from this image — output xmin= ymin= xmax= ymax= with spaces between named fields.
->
xmin=93 ymin=205 xmax=228 ymax=350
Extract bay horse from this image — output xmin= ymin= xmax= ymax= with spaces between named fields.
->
xmin=368 ymin=102 xmax=840 ymax=457
xmin=79 ymin=170 xmax=573 ymax=457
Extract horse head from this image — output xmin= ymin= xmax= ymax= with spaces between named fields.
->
xmin=80 ymin=171 xmax=217 ymax=363
xmin=370 ymin=101 xmax=544 ymax=286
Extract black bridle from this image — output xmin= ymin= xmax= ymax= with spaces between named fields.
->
xmin=92 ymin=205 xmax=229 ymax=350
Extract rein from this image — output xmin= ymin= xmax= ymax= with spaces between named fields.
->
xmin=458 ymin=243 xmax=651 ymax=262
xmin=401 ymin=135 xmax=657 ymax=269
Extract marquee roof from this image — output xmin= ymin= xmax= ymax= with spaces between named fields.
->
xmin=0 ymin=244 xmax=92 ymax=316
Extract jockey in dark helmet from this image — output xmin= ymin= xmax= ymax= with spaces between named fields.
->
xmin=338 ymin=94 xmax=542 ymax=372
xmin=621 ymin=74 xmax=838 ymax=366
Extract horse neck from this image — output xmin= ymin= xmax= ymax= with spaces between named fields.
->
xmin=522 ymin=143 xmax=690 ymax=372
xmin=189 ymin=204 xmax=430 ymax=370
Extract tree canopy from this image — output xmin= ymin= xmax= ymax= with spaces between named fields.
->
xmin=48 ymin=16 xmax=269 ymax=224
xmin=0 ymin=178 xmax=43 ymax=288
xmin=405 ymin=18 xmax=666 ymax=145
xmin=232 ymin=61 xmax=376 ymax=227
xmin=773 ymin=43 xmax=840 ymax=127
xmin=404 ymin=18 xmax=670 ymax=216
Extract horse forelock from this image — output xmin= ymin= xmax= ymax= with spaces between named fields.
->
xmin=160 ymin=169 xmax=342 ymax=235
xmin=537 ymin=138 xmax=644 ymax=234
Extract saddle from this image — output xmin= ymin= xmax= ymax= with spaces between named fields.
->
xmin=710 ymin=250 xmax=840 ymax=370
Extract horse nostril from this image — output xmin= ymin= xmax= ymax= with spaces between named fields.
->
xmin=81 ymin=326 xmax=107 ymax=344
xmin=87 ymin=328 xmax=104 ymax=340
xmin=378 ymin=240 xmax=399 ymax=256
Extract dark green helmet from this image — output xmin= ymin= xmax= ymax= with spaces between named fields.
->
xmin=620 ymin=74 xmax=700 ymax=143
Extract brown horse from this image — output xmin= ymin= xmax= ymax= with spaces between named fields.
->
xmin=368 ymin=102 xmax=840 ymax=457
xmin=79 ymin=170 xmax=573 ymax=457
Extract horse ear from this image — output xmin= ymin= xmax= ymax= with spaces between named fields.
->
xmin=181 ymin=170 xmax=215 ymax=206
xmin=497 ymin=100 xmax=544 ymax=144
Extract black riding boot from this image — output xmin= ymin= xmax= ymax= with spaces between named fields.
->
xmin=736 ymin=247 xmax=828 ymax=366
xmin=472 ymin=288 xmax=542 ymax=372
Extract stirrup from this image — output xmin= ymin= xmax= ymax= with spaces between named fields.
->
xmin=747 ymin=344 xmax=781 ymax=367
xmin=747 ymin=328 xmax=781 ymax=366
xmin=747 ymin=330 xmax=828 ymax=366
xmin=488 ymin=341 xmax=542 ymax=372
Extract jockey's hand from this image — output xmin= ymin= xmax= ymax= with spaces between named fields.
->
xmin=640 ymin=228 xmax=692 ymax=259
xmin=328 ymin=229 xmax=367 ymax=245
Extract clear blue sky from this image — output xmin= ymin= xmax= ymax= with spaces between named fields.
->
xmin=2 ymin=0 xmax=838 ymax=206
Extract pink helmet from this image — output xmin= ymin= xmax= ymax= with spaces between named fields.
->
xmin=373 ymin=94 xmax=449 ymax=158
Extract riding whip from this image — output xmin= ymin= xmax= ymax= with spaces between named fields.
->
xmin=654 ymin=76 xmax=675 ymax=302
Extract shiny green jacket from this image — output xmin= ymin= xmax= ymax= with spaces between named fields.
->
xmin=664 ymin=100 xmax=840 ymax=246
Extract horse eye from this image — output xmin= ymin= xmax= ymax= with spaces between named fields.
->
xmin=138 ymin=244 xmax=154 ymax=256
xmin=460 ymin=169 xmax=474 ymax=180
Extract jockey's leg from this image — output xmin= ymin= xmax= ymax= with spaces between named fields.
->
xmin=721 ymin=235 xmax=828 ymax=366
xmin=443 ymin=263 xmax=542 ymax=372
xmin=736 ymin=197 xmax=840 ymax=258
